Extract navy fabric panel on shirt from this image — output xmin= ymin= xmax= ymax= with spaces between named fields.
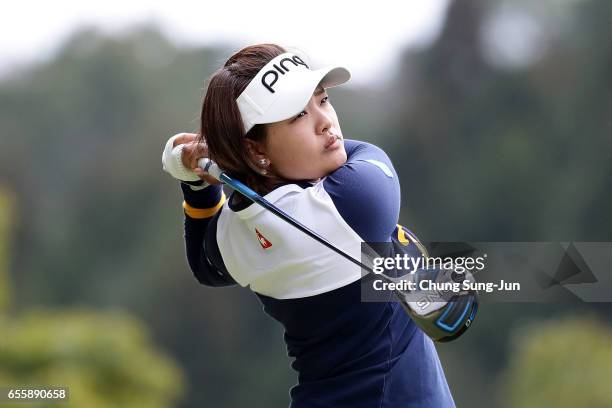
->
xmin=257 ymin=233 xmax=455 ymax=407
xmin=256 ymin=278 xmax=421 ymax=407
xmin=323 ymin=139 xmax=401 ymax=243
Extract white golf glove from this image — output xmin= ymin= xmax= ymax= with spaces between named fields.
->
xmin=162 ymin=133 xmax=209 ymax=190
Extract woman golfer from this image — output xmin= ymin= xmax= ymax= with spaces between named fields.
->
xmin=163 ymin=44 xmax=456 ymax=407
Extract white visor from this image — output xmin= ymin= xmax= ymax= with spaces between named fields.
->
xmin=236 ymin=52 xmax=351 ymax=134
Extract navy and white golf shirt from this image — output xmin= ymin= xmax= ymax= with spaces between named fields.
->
xmin=180 ymin=139 xmax=455 ymax=407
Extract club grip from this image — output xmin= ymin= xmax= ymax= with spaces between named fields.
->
xmin=197 ymin=158 xmax=223 ymax=180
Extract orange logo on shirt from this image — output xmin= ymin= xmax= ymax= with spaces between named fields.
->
xmin=255 ymin=228 xmax=272 ymax=249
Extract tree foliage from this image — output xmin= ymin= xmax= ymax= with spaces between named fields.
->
xmin=0 ymin=189 xmax=184 ymax=407
xmin=0 ymin=310 xmax=185 ymax=408
xmin=502 ymin=316 xmax=612 ymax=408
xmin=0 ymin=188 xmax=14 ymax=314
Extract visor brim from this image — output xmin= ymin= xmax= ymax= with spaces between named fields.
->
xmin=252 ymin=65 xmax=351 ymax=126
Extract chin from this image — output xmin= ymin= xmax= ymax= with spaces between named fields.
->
xmin=321 ymin=149 xmax=348 ymax=176
xmin=334 ymin=147 xmax=348 ymax=166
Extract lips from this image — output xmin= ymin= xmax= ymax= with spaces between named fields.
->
xmin=324 ymin=134 xmax=342 ymax=149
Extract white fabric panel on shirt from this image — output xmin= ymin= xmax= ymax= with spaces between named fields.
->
xmin=216 ymin=181 xmax=363 ymax=299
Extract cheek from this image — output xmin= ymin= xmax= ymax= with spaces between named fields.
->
xmin=267 ymin=125 xmax=308 ymax=155
xmin=265 ymin=132 xmax=306 ymax=174
xmin=269 ymin=134 xmax=303 ymax=160
xmin=275 ymin=140 xmax=316 ymax=175
xmin=265 ymin=125 xmax=346 ymax=179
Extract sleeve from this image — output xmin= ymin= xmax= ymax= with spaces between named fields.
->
xmin=322 ymin=139 xmax=401 ymax=243
xmin=181 ymin=182 xmax=237 ymax=287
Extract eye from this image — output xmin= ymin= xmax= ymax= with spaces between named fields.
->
xmin=290 ymin=111 xmax=307 ymax=123
xmin=292 ymin=95 xmax=328 ymax=122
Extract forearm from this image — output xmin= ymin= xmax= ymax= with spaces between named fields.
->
xmin=181 ymin=183 xmax=235 ymax=286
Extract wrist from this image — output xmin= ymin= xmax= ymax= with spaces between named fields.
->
xmin=180 ymin=182 xmax=224 ymax=209
xmin=182 ymin=179 xmax=208 ymax=191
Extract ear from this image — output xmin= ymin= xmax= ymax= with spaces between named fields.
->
xmin=244 ymin=138 xmax=272 ymax=175
xmin=244 ymin=139 xmax=268 ymax=163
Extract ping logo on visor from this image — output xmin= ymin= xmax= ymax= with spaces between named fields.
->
xmin=235 ymin=52 xmax=351 ymax=134
xmin=261 ymin=55 xmax=309 ymax=93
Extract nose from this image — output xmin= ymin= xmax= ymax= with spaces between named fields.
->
xmin=315 ymin=106 xmax=334 ymax=136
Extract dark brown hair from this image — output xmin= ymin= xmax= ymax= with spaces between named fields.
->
xmin=199 ymin=44 xmax=286 ymax=194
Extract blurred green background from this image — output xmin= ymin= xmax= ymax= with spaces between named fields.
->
xmin=1 ymin=0 xmax=611 ymax=407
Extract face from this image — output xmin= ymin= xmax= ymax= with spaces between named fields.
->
xmin=261 ymin=88 xmax=347 ymax=181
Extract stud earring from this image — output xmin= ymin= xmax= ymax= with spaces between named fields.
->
xmin=257 ymin=157 xmax=270 ymax=175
